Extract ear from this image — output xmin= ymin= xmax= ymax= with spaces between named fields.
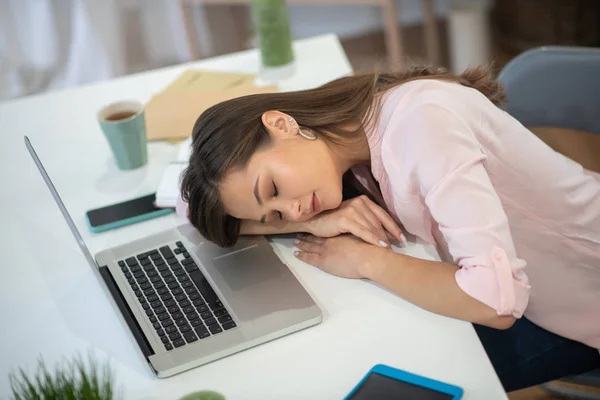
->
xmin=261 ymin=111 xmax=296 ymax=139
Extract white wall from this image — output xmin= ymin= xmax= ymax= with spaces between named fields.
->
xmin=288 ymin=0 xmax=491 ymax=40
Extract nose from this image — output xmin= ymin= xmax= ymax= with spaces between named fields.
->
xmin=286 ymin=199 xmax=303 ymax=221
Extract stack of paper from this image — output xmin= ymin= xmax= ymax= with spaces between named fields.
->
xmin=151 ymin=70 xmax=277 ymax=207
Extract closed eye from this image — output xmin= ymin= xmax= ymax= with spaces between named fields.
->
xmin=273 ymin=181 xmax=279 ymax=197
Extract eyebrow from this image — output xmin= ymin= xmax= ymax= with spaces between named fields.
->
xmin=254 ymin=176 xmax=266 ymax=223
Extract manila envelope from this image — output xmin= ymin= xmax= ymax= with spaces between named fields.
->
xmin=164 ymin=70 xmax=259 ymax=92
xmin=145 ymin=86 xmax=277 ymax=141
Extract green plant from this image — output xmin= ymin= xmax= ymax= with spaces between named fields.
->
xmin=9 ymin=354 xmax=116 ymax=400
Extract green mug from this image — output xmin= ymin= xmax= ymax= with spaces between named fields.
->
xmin=97 ymin=100 xmax=148 ymax=170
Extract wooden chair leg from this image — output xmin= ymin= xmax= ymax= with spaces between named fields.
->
xmin=381 ymin=0 xmax=403 ymax=69
xmin=421 ymin=0 xmax=440 ymax=65
xmin=180 ymin=0 xmax=200 ymax=60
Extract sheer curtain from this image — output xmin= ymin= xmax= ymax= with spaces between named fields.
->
xmin=0 ymin=0 xmax=213 ymax=101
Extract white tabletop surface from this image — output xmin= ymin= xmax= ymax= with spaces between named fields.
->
xmin=0 ymin=34 xmax=507 ymax=399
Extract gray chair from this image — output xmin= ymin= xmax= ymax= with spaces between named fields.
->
xmin=497 ymin=46 xmax=600 ymax=399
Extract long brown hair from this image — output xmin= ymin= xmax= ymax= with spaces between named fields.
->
xmin=180 ymin=65 xmax=505 ymax=247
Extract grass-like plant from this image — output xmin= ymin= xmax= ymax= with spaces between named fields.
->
xmin=9 ymin=354 xmax=116 ymax=400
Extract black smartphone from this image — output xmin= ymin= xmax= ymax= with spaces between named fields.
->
xmin=85 ymin=193 xmax=174 ymax=233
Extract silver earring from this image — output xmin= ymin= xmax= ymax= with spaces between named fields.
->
xmin=298 ymin=127 xmax=318 ymax=141
xmin=289 ymin=117 xmax=295 ymax=126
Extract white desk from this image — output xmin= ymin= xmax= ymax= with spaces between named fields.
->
xmin=0 ymin=34 xmax=506 ymax=399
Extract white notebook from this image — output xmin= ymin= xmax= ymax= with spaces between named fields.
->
xmin=155 ymin=138 xmax=192 ymax=208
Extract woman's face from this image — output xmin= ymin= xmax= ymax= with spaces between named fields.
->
xmin=219 ymin=111 xmax=345 ymax=224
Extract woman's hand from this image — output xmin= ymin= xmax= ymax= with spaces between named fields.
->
xmin=306 ymin=195 xmax=405 ymax=248
xmin=294 ymin=234 xmax=385 ymax=279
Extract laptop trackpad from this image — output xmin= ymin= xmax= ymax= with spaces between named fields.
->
xmin=211 ymin=245 xmax=280 ymax=291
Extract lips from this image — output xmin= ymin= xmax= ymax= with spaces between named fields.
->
xmin=311 ymin=192 xmax=321 ymax=214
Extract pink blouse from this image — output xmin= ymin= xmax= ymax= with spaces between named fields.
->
xmin=357 ymin=79 xmax=600 ymax=350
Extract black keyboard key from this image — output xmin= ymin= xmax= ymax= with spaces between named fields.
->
xmin=137 ymin=253 xmax=148 ymax=260
xmin=147 ymin=269 xmax=158 ymax=277
xmin=200 ymin=311 xmax=212 ymax=320
xmin=181 ymin=258 xmax=194 ymax=266
xmin=155 ymin=306 xmax=166 ymax=315
xmin=185 ymin=287 xmax=197 ymax=294
xmin=186 ymin=311 xmax=199 ymax=321
xmin=140 ymin=258 xmax=151 ymax=266
xmin=222 ymin=321 xmax=237 ymax=330
xmin=130 ymin=264 xmax=141 ymax=272
xmin=155 ymin=259 xmax=165 ymax=266
xmin=149 ymin=315 xmax=157 ymax=323
xmin=168 ymin=305 xmax=180 ymax=313
xmin=169 ymin=332 xmax=182 ymax=341
xmin=161 ymin=336 xmax=169 ymax=344
xmin=154 ymin=280 xmax=165 ymax=289
xmin=135 ymin=290 xmax=143 ymax=298
xmin=195 ymin=325 xmax=210 ymax=339
xmin=142 ymin=303 xmax=150 ymax=310
xmin=161 ymin=319 xmax=174 ymax=328
xmin=160 ymin=269 xmax=171 ymax=277
xmin=153 ymin=322 xmax=161 ymax=330
xmin=191 ymin=318 xmax=203 ymax=327
xmin=136 ymin=276 xmax=148 ymax=285
xmin=179 ymin=299 xmax=191 ymax=308
xmin=178 ymin=275 xmax=190 ymax=282
xmin=157 ymin=313 xmax=170 ymax=321
xmin=138 ymin=296 xmax=146 ymax=304
xmin=184 ymin=331 xmax=198 ymax=343
xmin=119 ymin=260 xmax=126 ymax=267
xmin=189 ymin=270 xmax=219 ymax=304
xmin=164 ymin=276 xmax=176 ymax=284
xmin=196 ymin=304 xmax=209 ymax=313
xmin=151 ymin=253 xmax=161 ymax=261
xmin=140 ymin=283 xmax=152 ymax=291
xmin=145 ymin=309 xmax=153 ymax=317
xmin=182 ymin=281 xmax=193 ymax=289
xmin=174 ymin=248 xmax=182 ymax=254
xmin=176 ymin=241 xmax=183 ymax=248
xmin=172 ymin=288 xmax=184 ymax=295
xmin=174 ymin=269 xmax=186 ymax=277
xmin=128 ymin=278 xmax=135 ymax=285
xmin=142 ymin=264 xmax=154 ymax=272
xmin=193 ymin=298 xmax=206 ymax=307
xmin=205 ymin=317 xmax=217 ymax=326
xmin=124 ymin=271 xmax=132 ymax=279
xmin=182 ymin=306 xmax=195 ymax=315
xmin=151 ymin=300 xmax=162 ymax=308
xmin=218 ymin=314 xmax=232 ymax=324
xmin=165 ymin=343 xmax=173 ymax=351
xmin=209 ymin=300 xmax=224 ymax=310
xmin=150 ymin=275 xmax=162 ymax=284
xmin=147 ymin=294 xmax=159 ymax=302
xmin=158 ymin=287 xmax=169 ymax=296
xmin=167 ymin=257 xmax=178 ymax=265
xmin=189 ymin=292 xmax=201 ymax=301
xmin=175 ymin=294 xmax=187 ymax=302
xmin=209 ymin=324 xmax=222 ymax=334
xmin=176 ymin=318 xmax=188 ymax=326
xmin=213 ymin=308 xmax=228 ymax=317
xmin=183 ymin=251 xmax=190 ymax=258
xmin=131 ymin=284 xmax=139 ymax=291
xmin=184 ymin=263 xmax=199 ymax=273
xmin=168 ymin=281 xmax=179 ymax=290
xmin=172 ymin=311 xmax=184 ymax=320
xmin=180 ymin=324 xmax=192 ymax=333
xmin=121 ymin=265 xmax=128 ymax=273
xmin=133 ymin=270 xmax=145 ymax=279
xmin=159 ymin=246 xmax=174 ymax=260
xmin=164 ymin=299 xmax=176 ymax=307
xmin=126 ymin=257 xmax=137 ymax=266
xmin=166 ymin=325 xmax=178 ymax=334
xmin=157 ymin=329 xmax=165 ymax=337
xmin=173 ymin=339 xmax=186 ymax=348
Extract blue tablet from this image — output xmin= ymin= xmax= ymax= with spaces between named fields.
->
xmin=344 ymin=364 xmax=464 ymax=400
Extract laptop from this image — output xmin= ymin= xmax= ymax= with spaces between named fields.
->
xmin=25 ymin=136 xmax=322 ymax=378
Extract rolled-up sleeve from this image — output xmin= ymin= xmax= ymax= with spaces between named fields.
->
xmin=392 ymin=102 xmax=531 ymax=317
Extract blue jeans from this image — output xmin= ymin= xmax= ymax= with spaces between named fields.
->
xmin=474 ymin=317 xmax=600 ymax=392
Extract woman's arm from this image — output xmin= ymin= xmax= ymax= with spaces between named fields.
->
xmin=362 ymin=251 xmax=516 ymax=329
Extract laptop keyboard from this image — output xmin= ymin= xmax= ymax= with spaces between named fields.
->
xmin=117 ymin=241 xmax=236 ymax=351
